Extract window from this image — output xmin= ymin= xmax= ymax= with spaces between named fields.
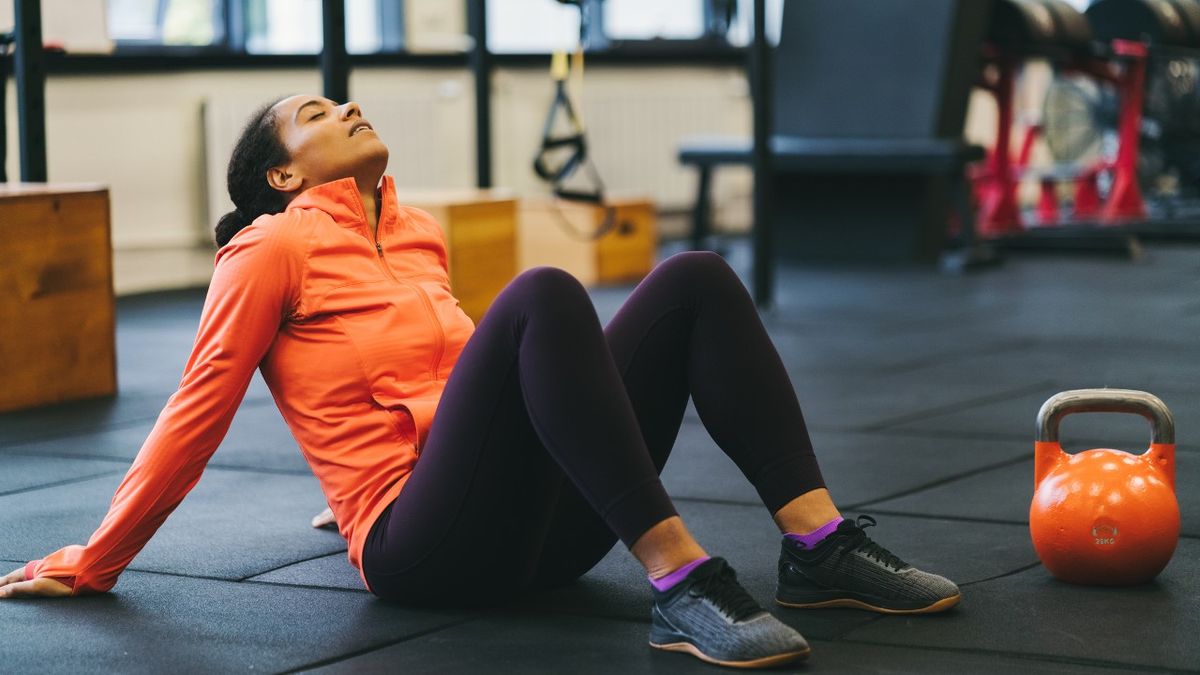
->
xmin=346 ymin=0 xmax=382 ymax=54
xmin=724 ymin=0 xmax=784 ymax=47
xmin=488 ymin=0 xmax=742 ymax=53
xmin=107 ymin=0 xmax=220 ymax=46
xmin=92 ymin=1 xmax=750 ymax=57
xmin=487 ymin=0 xmax=580 ymax=54
xmin=243 ymin=0 xmax=321 ymax=54
xmin=603 ymin=0 xmax=705 ymax=41
xmin=104 ymin=0 xmax=398 ymax=54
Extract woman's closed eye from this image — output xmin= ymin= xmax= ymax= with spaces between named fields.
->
xmin=308 ymin=111 xmax=326 ymax=122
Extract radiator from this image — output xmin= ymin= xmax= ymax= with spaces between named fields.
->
xmin=582 ymin=92 xmax=750 ymax=210
xmin=494 ymin=73 xmax=752 ymax=216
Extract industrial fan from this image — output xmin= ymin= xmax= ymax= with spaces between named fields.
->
xmin=1043 ymin=55 xmax=1200 ymax=200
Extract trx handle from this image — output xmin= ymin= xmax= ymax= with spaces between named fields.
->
xmin=1036 ymin=389 xmax=1175 ymax=444
xmin=531 ymin=79 xmax=587 ymax=184
xmin=532 ymin=47 xmax=610 ymax=221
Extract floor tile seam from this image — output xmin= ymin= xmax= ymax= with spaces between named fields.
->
xmin=0 ymin=447 xmax=314 ymax=477
xmin=195 ymin=462 xmax=313 ymax=477
xmin=852 ymin=426 xmax=1200 ymax=454
xmin=942 ymin=334 xmax=1200 ymax=355
xmin=278 ymin=616 xmax=484 ymax=674
xmin=0 ymin=470 xmax=128 ymax=499
xmin=828 ymin=638 xmax=1198 ymax=674
xmin=860 ymin=381 xmax=1058 ymax=432
xmin=837 ymin=426 xmax=1030 ymax=442
xmin=240 ymin=550 xmax=351 ymax=582
xmin=0 ymin=560 xmax=370 ymax=596
xmin=957 ymin=561 xmax=1043 ymax=588
xmin=844 ymin=508 xmax=1028 ymax=527
xmin=509 ymin=605 xmax=651 ymax=626
xmin=0 ymin=414 xmax=163 ymax=448
xmin=0 ymin=414 xmax=161 ymax=448
xmin=0 ymin=448 xmax=135 ymax=464
xmin=819 ymin=613 xmax=884 ymax=641
xmin=873 ymin=338 xmax=1043 ymax=377
xmin=22 ymin=552 xmax=352 ymax=586
xmin=759 ymin=309 xmax=993 ymax=332
xmin=854 ymin=509 xmax=1200 ymax=541
xmin=671 ymin=494 xmax=762 ymax=509
xmin=838 ymin=452 xmax=1035 ymax=512
xmin=104 ymin=566 xmax=249 ymax=584
xmin=0 ymin=397 xmax=278 ymax=449
xmin=6 ymin=555 xmax=354 ymax=592
xmin=240 ymin=578 xmax=370 ymax=595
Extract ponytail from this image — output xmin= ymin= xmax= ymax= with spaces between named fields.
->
xmin=215 ymin=208 xmax=253 ymax=247
xmin=215 ymin=100 xmax=291 ymax=247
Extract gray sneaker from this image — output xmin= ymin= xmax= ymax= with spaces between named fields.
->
xmin=776 ymin=515 xmax=961 ymax=614
xmin=650 ymin=557 xmax=810 ymax=669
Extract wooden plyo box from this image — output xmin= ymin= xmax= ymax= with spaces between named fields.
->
xmin=0 ymin=184 xmax=116 ymax=412
xmin=518 ymin=197 xmax=658 ymax=286
xmin=398 ymin=189 xmax=518 ymax=323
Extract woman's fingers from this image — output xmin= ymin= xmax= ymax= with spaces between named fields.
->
xmin=1 ymin=567 xmax=27 ymax=586
xmin=0 ymin=575 xmax=72 ymax=599
xmin=311 ymin=506 xmax=337 ymax=529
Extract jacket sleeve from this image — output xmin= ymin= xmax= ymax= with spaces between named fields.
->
xmin=23 ymin=219 xmax=305 ymax=595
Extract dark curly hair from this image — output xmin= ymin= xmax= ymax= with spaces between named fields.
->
xmin=214 ymin=99 xmax=291 ymax=247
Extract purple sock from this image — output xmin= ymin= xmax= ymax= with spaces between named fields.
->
xmin=785 ymin=516 xmax=844 ymax=549
xmin=649 ymin=556 xmax=711 ymax=591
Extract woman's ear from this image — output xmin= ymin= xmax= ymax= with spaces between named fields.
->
xmin=267 ymin=166 xmax=304 ymax=193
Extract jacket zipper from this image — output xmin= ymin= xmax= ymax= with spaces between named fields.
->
xmin=374 ymin=235 xmax=446 ymax=380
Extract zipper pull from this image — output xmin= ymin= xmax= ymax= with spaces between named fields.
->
xmin=375 ymin=241 xmax=384 ymax=256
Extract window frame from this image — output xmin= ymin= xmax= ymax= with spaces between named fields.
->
xmin=24 ymin=0 xmax=745 ymax=73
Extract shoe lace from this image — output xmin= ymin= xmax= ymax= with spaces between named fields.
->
xmin=690 ymin=564 xmax=762 ymax=622
xmin=848 ymin=515 xmax=908 ymax=571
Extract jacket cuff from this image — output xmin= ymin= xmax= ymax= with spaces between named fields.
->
xmin=24 ymin=560 xmax=39 ymax=580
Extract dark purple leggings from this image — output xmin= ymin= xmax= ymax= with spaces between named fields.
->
xmin=361 ymin=252 xmax=825 ymax=605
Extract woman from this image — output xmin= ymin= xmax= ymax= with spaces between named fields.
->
xmin=0 ymin=96 xmax=960 ymax=669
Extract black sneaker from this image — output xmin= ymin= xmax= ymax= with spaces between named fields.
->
xmin=776 ymin=516 xmax=961 ymax=614
xmin=650 ymin=557 xmax=810 ymax=669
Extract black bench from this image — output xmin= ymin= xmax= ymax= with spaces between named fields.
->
xmin=678 ymin=136 xmax=985 ymax=252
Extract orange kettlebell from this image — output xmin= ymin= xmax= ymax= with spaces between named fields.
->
xmin=1031 ymin=389 xmax=1180 ymax=586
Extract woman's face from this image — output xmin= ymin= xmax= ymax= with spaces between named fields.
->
xmin=268 ymin=95 xmax=390 ymax=194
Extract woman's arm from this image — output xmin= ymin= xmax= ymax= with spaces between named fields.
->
xmin=1 ymin=220 xmax=305 ymax=598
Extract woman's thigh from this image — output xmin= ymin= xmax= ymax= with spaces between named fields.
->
xmin=361 ymin=319 xmax=568 ymax=605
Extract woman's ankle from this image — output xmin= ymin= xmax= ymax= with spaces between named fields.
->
xmin=773 ymin=488 xmax=842 ymax=533
xmin=649 ymin=555 xmax=711 ymax=590
xmin=631 ymin=516 xmax=709 ymax=579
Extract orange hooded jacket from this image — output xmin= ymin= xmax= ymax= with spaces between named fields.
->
xmin=24 ymin=176 xmax=476 ymax=595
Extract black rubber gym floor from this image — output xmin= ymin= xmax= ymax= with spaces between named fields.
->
xmin=3 ymin=238 xmax=1197 ymax=673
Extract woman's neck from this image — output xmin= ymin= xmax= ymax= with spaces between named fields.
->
xmin=357 ymin=177 xmax=383 ymax=239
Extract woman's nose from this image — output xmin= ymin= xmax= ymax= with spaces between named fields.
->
xmin=339 ymin=101 xmax=362 ymax=120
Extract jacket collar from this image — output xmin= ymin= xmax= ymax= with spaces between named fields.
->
xmin=286 ymin=175 xmax=398 ymax=233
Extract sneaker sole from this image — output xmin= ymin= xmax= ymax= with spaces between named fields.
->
xmin=776 ymin=592 xmax=961 ymax=614
xmin=649 ymin=640 xmax=811 ymax=669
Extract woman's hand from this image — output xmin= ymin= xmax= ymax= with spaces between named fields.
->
xmin=311 ymin=506 xmax=338 ymax=530
xmin=0 ymin=567 xmax=72 ymax=599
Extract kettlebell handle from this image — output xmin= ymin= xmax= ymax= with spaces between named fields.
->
xmin=1036 ymin=389 xmax=1174 ymax=444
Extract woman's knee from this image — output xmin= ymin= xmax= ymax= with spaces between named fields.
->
xmin=511 ymin=266 xmax=588 ymax=300
xmin=490 ymin=266 xmax=592 ymax=319
xmin=654 ymin=251 xmax=742 ymax=293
